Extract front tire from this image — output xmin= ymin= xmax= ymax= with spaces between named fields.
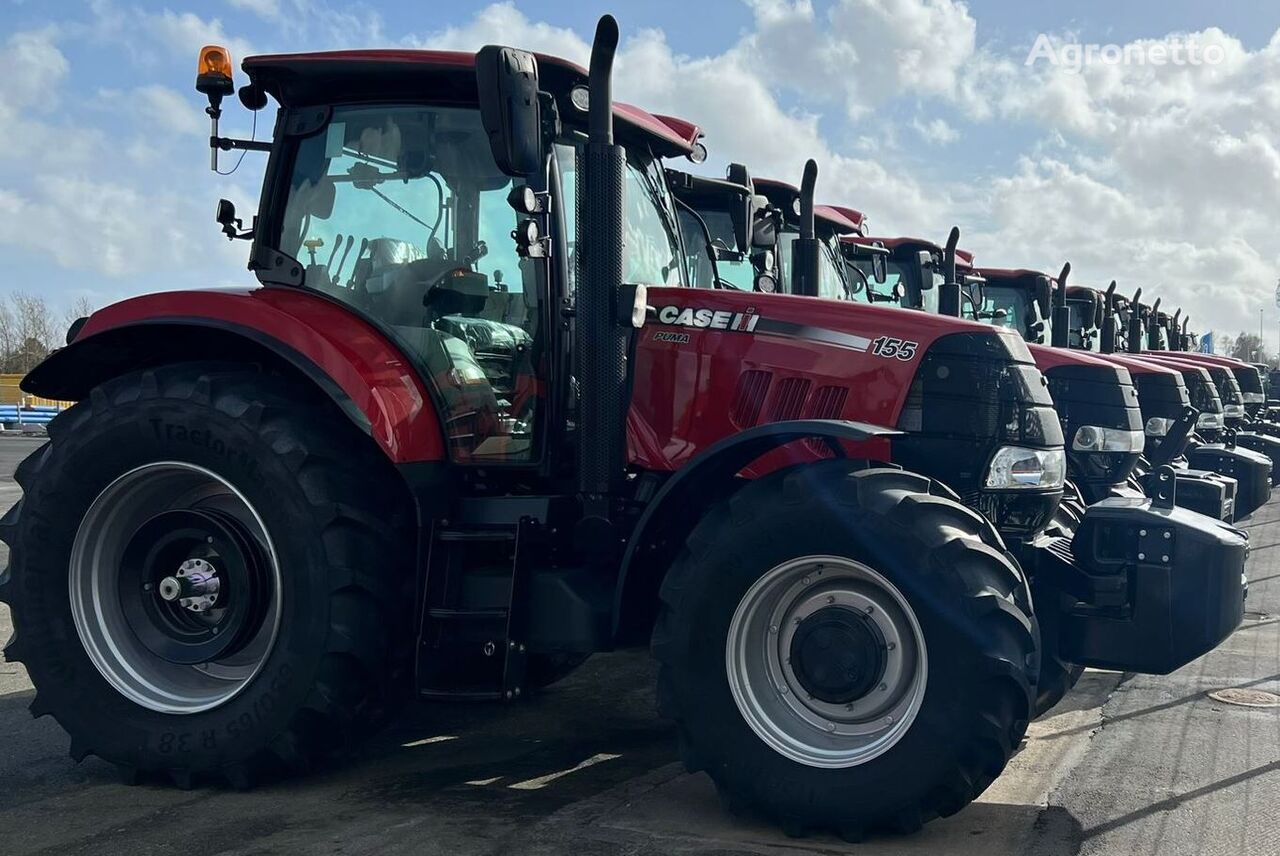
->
xmin=652 ymin=462 xmax=1037 ymax=838
xmin=0 ymin=363 xmax=414 ymax=786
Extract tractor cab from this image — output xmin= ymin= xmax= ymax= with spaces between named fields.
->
xmin=663 ymin=165 xmax=777 ymax=292
xmin=753 ymin=176 xmax=863 ymax=300
xmin=1101 ymin=289 xmax=1279 ymax=503
xmin=842 ymin=236 xmax=947 ymax=314
xmin=231 ymin=48 xmax=698 ymax=468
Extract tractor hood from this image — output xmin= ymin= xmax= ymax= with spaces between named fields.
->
xmin=631 ymin=286 xmax=1059 ymax=481
xmin=1028 ymin=344 xmax=1143 ymax=489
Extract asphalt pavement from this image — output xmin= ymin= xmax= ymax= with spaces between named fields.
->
xmin=0 ymin=433 xmax=1276 ymax=855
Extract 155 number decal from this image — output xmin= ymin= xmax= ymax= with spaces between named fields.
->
xmin=870 ymin=336 xmax=918 ymax=361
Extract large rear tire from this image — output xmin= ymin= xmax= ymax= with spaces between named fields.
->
xmin=0 ymin=363 xmax=414 ymax=787
xmin=652 ymin=462 xmax=1037 ymax=838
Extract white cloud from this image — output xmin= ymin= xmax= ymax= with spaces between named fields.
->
xmin=0 ymin=28 xmax=69 ymax=119
xmin=3 ymin=1 xmax=1278 ymax=340
xmin=942 ymin=26 xmax=1280 ymax=332
xmin=911 ymin=116 xmax=959 ymax=145
xmin=740 ymin=0 xmax=979 ymax=117
xmin=229 ymin=0 xmax=282 ymax=20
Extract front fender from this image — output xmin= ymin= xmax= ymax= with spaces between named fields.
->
xmin=612 ymin=418 xmax=901 ymax=644
xmin=24 ymin=288 xmax=445 ymax=463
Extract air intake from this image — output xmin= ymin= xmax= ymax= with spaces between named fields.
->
xmin=769 ymin=378 xmax=811 ymax=422
xmin=731 ymin=370 xmax=772 ymax=428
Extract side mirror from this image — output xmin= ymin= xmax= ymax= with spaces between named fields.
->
xmin=917 ymin=250 xmax=935 ymax=290
xmin=727 ymin=163 xmax=755 ymax=252
xmin=871 ymin=243 xmax=888 ymax=284
xmin=476 ymin=46 xmax=543 ymax=176
xmin=1034 ymin=275 xmax=1052 ymax=321
xmin=751 ymin=213 xmax=778 ymax=249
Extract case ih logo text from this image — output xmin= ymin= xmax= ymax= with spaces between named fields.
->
xmin=656 ymin=305 xmax=760 ymax=332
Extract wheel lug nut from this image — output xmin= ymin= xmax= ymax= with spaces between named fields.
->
xmin=826 ymin=595 xmax=835 ymax=604
xmin=801 ymin=576 xmax=811 ymax=585
xmin=879 ymin=683 xmax=888 ymax=692
xmin=826 ymin=722 xmax=836 ymax=732
xmin=865 ymin=605 xmax=875 ymax=615
xmin=887 ymin=641 xmax=896 ymax=651
xmin=769 ymin=625 xmax=778 ymax=634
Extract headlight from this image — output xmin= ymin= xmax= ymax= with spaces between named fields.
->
xmin=1197 ymin=411 xmax=1225 ymax=429
xmin=1072 ymin=425 xmax=1145 ymax=452
xmin=1243 ymin=392 xmax=1266 ymax=403
xmin=985 ymin=445 xmax=1066 ymax=489
xmin=1145 ymin=416 xmax=1173 ymax=437
xmin=1223 ymin=404 xmax=1246 ymax=419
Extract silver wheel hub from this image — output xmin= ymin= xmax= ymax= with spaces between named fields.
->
xmin=158 ymin=558 xmax=222 ymax=612
xmin=69 ymin=462 xmax=282 ymax=715
xmin=726 ymin=555 xmax=927 ymax=768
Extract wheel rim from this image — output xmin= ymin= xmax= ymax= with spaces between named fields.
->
xmin=69 ymin=462 xmax=282 ymax=714
xmin=725 ymin=555 xmax=927 ymax=768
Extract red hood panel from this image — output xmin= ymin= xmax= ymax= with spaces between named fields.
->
xmin=629 ymin=288 xmax=1029 ymax=471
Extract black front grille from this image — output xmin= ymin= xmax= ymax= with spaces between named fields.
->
xmin=892 ymin=331 xmax=1064 ymax=538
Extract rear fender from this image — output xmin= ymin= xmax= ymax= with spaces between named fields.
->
xmin=23 ymin=288 xmax=445 ymax=463
xmin=612 ymin=419 xmax=901 ymax=644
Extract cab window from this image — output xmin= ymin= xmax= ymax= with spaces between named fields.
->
xmin=279 ymin=104 xmax=541 ymax=463
xmin=556 ymin=143 xmax=685 ymax=290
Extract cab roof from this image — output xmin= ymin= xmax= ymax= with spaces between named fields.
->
xmin=753 ymin=178 xmax=864 ymax=234
xmin=241 ymin=49 xmax=697 ymax=157
xmin=843 ymin=235 xmax=974 ymax=264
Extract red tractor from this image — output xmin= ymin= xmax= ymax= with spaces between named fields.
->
xmin=668 ymin=159 xmax=1247 ymax=712
xmin=0 ymin=18 xmax=1247 ymax=838
xmin=1059 ymin=284 xmax=1269 ymax=514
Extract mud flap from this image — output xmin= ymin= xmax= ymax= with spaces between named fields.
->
xmin=1052 ymin=492 xmax=1247 ymax=675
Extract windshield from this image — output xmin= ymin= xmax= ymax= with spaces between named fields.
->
xmin=278 ymin=103 xmax=542 ymax=463
xmin=698 ymin=207 xmax=755 ymax=290
xmin=778 ymin=229 xmax=849 ymax=299
xmin=975 ymin=284 xmax=1049 ymax=342
xmin=557 ymin=143 xmax=685 ymax=290
xmin=845 ymin=255 xmax=938 ymax=312
xmin=1067 ymin=300 xmax=1099 ymax=350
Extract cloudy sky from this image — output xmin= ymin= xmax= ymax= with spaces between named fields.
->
xmin=3 ymin=0 xmax=1279 ymax=342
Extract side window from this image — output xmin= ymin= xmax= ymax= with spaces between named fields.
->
xmin=556 ymin=144 xmax=579 ymax=294
xmin=817 ymin=242 xmax=848 ymax=301
xmin=699 ymin=209 xmax=755 ymax=290
xmin=675 ymin=206 xmax=718 ymax=288
xmin=558 ymin=142 xmax=685 ymax=288
xmin=280 ymin=105 xmax=543 ymax=463
xmin=623 ymin=159 xmax=683 ymax=285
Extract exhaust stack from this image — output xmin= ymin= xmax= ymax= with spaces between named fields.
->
xmin=1127 ymin=288 xmax=1144 ymax=354
xmin=576 ymin=15 xmax=627 ymax=552
xmin=938 ymin=227 xmax=962 ymax=317
xmin=1148 ymin=297 xmax=1163 ymax=350
xmin=1051 ymin=262 xmax=1071 ymax=348
xmin=1100 ymin=281 xmax=1119 ymax=353
xmin=790 ymin=159 xmax=821 ymax=297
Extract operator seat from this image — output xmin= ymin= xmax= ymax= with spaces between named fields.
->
xmin=361 ymin=237 xmax=503 ymax=457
